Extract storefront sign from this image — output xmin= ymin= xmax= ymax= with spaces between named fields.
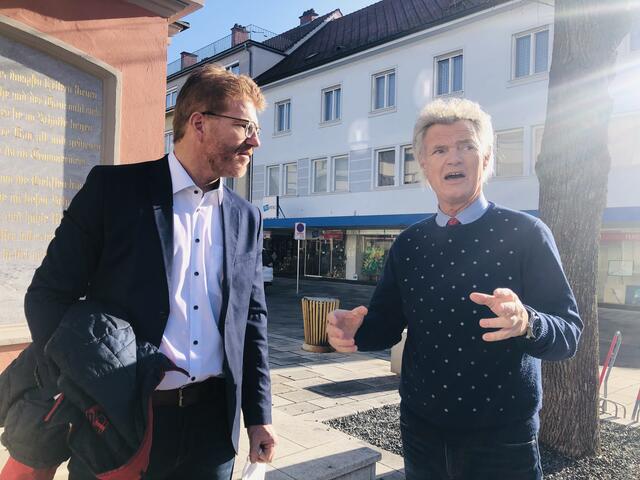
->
xmin=601 ymin=231 xmax=640 ymax=242
xmin=261 ymin=196 xmax=278 ymax=219
xmin=321 ymin=230 xmax=344 ymax=240
xmin=608 ymin=260 xmax=633 ymax=276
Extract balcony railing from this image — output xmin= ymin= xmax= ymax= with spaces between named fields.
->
xmin=167 ymin=24 xmax=280 ymax=76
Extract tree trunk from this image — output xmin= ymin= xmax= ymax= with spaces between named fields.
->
xmin=536 ymin=0 xmax=631 ymax=457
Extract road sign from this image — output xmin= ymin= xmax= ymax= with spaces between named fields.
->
xmin=294 ymin=222 xmax=306 ymax=240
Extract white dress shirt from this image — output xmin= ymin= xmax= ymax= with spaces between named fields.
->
xmin=156 ymin=152 xmax=225 ymax=390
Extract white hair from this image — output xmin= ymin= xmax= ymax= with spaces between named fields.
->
xmin=412 ymin=98 xmax=495 ymax=182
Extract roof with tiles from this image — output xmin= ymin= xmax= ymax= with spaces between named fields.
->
xmin=255 ymin=0 xmax=513 ymax=86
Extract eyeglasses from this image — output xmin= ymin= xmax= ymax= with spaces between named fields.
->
xmin=200 ymin=111 xmax=261 ymax=138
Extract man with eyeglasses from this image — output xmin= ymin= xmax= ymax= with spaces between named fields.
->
xmin=24 ymin=65 xmax=275 ymax=479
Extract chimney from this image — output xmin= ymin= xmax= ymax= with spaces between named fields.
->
xmin=180 ymin=51 xmax=197 ymax=69
xmin=299 ymin=8 xmax=318 ymax=26
xmin=231 ymin=24 xmax=249 ymax=46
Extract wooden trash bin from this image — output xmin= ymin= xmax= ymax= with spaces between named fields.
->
xmin=301 ymin=296 xmax=340 ymax=352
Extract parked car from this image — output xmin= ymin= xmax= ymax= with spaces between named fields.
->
xmin=262 ymin=249 xmax=274 ymax=286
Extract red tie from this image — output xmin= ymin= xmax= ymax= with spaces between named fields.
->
xmin=447 ymin=217 xmax=460 ymax=227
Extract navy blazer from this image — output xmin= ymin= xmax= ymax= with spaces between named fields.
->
xmin=24 ymin=156 xmax=272 ymax=451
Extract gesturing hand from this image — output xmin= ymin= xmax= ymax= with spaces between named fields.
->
xmin=469 ymin=288 xmax=529 ymax=342
xmin=326 ymin=306 xmax=368 ymax=353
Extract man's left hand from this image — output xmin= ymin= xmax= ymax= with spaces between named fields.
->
xmin=470 ymin=288 xmax=528 ymax=342
xmin=247 ymin=424 xmax=277 ymax=463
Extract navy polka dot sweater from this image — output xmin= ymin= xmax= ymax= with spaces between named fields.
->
xmin=354 ymin=203 xmax=582 ymax=433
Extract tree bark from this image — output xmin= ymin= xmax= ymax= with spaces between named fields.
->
xmin=536 ymin=0 xmax=631 ymax=457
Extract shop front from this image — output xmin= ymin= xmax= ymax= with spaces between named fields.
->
xmin=598 ymin=229 xmax=640 ymax=307
xmin=264 ymin=218 xmax=640 ymax=310
xmin=264 ymin=227 xmax=404 ymax=282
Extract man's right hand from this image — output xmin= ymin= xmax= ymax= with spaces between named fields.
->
xmin=326 ymin=306 xmax=368 ymax=353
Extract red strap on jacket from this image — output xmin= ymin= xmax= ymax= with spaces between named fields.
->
xmin=0 ymin=458 xmax=57 ymax=480
xmin=96 ymin=397 xmax=155 ymax=480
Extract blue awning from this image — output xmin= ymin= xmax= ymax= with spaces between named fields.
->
xmin=263 ymin=206 xmax=640 ymax=230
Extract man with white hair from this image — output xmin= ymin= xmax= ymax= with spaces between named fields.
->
xmin=327 ymin=98 xmax=582 ymax=479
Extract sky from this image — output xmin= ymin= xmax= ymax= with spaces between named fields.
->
xmin=167 ymin=0 xmax=379 ymax=63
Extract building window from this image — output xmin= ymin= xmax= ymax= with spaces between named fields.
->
xmin=166 ymin=89 xmax=178 ymax=110
xmin=495 ymin=129 xmax=524 ymax=177
xmin=225 ymin=62 xmax=240 ymax=75
xmin=513 ymin=27 xmax=549 ymax=79
xmin=312 ymin=158 xmax=328 ymax=193
xmin=266 ymin=165 xmax=280 ymax=196
xmin=322 ymin=86 xmax=342 ymax=122
xmin=275 ymin=100 xmax=291 ymax=133
xmin=372 ymin=69 xmax=396 ymax=111
xmin=284 ymin=163 xmax=297 ymax=195
xmin=332 ymin=155 xmax=349 ymax=192
xmin=435 ymin=51 xmax=463 ymax=96
xmin=402 ymin=146 xmax=420 ymax=184
xmin=164 ymin=131 xmax=173 ymax=154
xmin=224 ymin=177 xmax=235 ymax=190
xmin=376 ymin=149 xmax=396 ymax=187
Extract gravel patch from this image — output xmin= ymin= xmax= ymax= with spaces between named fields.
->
xmin=327 ymin=404 xmax=639 ymax=479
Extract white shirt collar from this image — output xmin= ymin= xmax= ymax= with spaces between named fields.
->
xmin=435 ymin=193 xmax=489 ymax=227
xmin=168 ymin=151 xmax=224 ymax=205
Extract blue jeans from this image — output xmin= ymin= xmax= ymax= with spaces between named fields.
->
xmin=400 ymin=403 xmax=542 ymax=480
xmin=69 ymin=398 xmax=235 ymax=480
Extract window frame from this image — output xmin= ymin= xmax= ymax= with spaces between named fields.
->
xmin=164 ymin=130 xmax=173 ymax=155
xmin=434 ymin=50 xmax=464 ymax=97
xmin=374 ymin=147 xmax=397 ymax=188
xmin=223 ymin=177 xmax=236 ymax=190
xmin=512 ymin=26 xmax=550 ymax=80
xmin=331 ymin=154 xmax=349 ymax=192
xmin=283 ymin=162 xmax=298 ymax=196
xmin=371 ymin=69 xmax=396 ymax=112
xmin=630 ymin=23 xmax=640 ymax=52
xmin=494 ymin=128 xmax=525 ymax=178
xmin=274 ymin=99 xmax=292 ymax=134
xmin=165 ymin=88 xmax=178 ymax=111
xmin=265 ymin=164 xmax=281 ymax=196
xmin=401 ymin=145 xmax=421 ymax=186
xmin=311 ymin=157 xmax=328 ymax=194
xmin=531 ymin=125 xmax=545 ymax=172
xmin=225 ymin=61 xmax=240 ymax=75
xmin=321 ymin=85 xmax=342 ymax=124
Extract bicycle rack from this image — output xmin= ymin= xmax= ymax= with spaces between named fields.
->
xmin=598 ymin=331 xmax=627 ymax=418
xmin=632 ymin=386 xmax=640 ymax=423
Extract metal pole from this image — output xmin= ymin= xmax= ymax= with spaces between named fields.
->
xmin=296 ymin=239 xmax=300 ymax=295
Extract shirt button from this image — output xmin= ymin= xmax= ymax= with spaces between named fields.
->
xmin=191 ymin=376 xmax=196 ymax=381
xmin=195 ymin=238 xmax=200 ymax=243
xmin=193 ymin=340 xmax=198 ymax=345
xmin=194 ymin=271 xmax=199 ymax=276
xmin=193 ymin=190 xmax=199 ymax=195
xmin=193 ymin=305 xmax=199 ymax=310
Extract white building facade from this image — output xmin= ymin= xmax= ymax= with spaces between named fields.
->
xmin=252 ymin=0 xmax=640 ymax=307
